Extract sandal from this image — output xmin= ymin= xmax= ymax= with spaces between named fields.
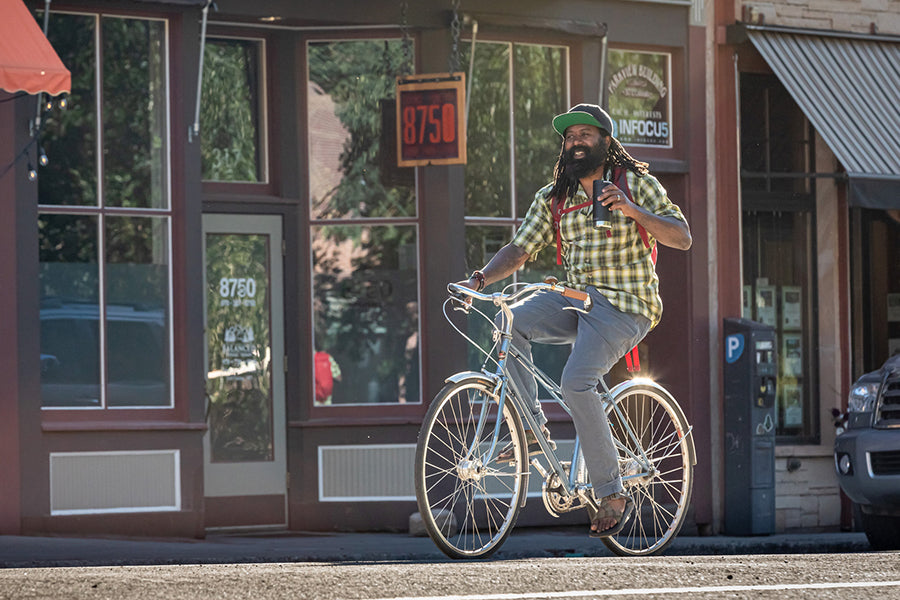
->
xmin=497 ymin=426 xmax=555 ymax=462
xmin=589 ymin=492 xmax=634 ymax=538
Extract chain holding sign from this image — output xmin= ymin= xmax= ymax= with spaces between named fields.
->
xmin=396 ymin=72 xmax=467 ymax=167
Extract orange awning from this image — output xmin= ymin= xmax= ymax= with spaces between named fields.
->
xmin=0 ymin=0 xmax=70 ymax=95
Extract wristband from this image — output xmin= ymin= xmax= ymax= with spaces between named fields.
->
xmin=470 ymin=270 xmax=485 ymax=291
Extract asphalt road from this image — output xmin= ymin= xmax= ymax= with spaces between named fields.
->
xmin=1 ymin=552 xmax=899 ymax=600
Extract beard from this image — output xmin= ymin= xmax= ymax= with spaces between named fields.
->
xmin=562 ymin=138 xmax=608 ymax=180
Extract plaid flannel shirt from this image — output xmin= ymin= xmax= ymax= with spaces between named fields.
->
xmin=510 ymin=170 xmax=686 ymax=329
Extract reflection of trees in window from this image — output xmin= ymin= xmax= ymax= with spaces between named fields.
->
xmin=307 ymin=40 xmax=415 ymax=219
xmin=205 ymin=234 xmax=273 ymax=461
xmin=101 ymin=18 xmax=168 ymax=209
xmin=201 ymin=39 xmax=264 ymax=182
xmin=313 ymin=225 xmax=419 ymax=404
xmin=463 ymin=41 xmax=569 ymax=382
xmin=514 ymin=44 xmax=568 ymax=218
xmin=37 ymin=12 xmax=172 ymax=409
xmin=38 ymin=12 xmax=97 ymax=206
xmin=461 ymin=41 xmax=567 ymax=218
xmin=462 ymin=41 xmax=511 ymax=218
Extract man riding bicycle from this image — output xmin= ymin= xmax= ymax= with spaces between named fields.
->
xmin=457 ymin=104 xmax=691 ymax=537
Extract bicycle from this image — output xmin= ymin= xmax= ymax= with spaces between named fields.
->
xmin=414 ymin=279 xmax=696 ymax=559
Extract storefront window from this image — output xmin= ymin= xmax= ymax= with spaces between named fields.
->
xmin=38 ymin=13 xmax=172 ymax=409
xmin=463 ymin=40 xmax=569 ymax=385
xmin=307 ymin=39 xmax=416 ymax=219
xmin=461 ymin=41 xmax=568 ymax=219
xmin=201 ymin=38 xmax=266 ymax=182
xmin=740 ymin=73 xmax=818 ymax=441
xmin=307 ymin=38 xmax=420 ymax=406
xmin=311 ymin=225 xmax=419 ymax=405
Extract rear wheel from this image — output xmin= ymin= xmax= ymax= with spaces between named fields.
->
xmin=415 ymin=378 xmax=527 ymax=559
xmin=602 ymin=383 xmax=694 ymax=556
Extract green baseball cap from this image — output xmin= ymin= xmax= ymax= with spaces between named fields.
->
xmin=552 ymin=103 xmax=615 ymax=137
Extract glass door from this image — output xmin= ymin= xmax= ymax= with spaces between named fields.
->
xmin=202 ymin=214 xmax=286 ymax=525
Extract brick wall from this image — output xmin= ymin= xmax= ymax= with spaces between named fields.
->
xmin=776 ymin=455 xmax=842 ymax=531
xmin=740 ymin=0 xmax=900 ymax=35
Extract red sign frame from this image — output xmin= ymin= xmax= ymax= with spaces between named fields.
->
xmin=396 ymin=72 xmax=467 ymax=167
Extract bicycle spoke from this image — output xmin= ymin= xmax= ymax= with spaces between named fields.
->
xmin=602 ymin=385 xmax=693 ymax=556
xmin=415 ymin=379 xmax=526 ymax=559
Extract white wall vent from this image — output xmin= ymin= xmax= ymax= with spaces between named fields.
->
xmin=318 ymin=444 xmax=416 ymax=502
xmin=50 ymin=450 xmax=181 ymax=515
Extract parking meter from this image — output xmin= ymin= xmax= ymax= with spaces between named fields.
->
xmin=723 ymin=318 xmax=777 ymax=535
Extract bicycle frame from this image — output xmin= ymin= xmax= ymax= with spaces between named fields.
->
xmin=451 ymin=284 xmax=665 ymax=505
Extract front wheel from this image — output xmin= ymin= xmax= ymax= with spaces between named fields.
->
xmin=602 ymin=382 xmax=694 ymax=556
xmin=414 ymin=377 xmax=527 ymax=559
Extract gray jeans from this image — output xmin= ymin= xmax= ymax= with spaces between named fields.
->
xmin=498 ymin=287 xmax=652 ymax=499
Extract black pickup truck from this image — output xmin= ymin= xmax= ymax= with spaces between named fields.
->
xmin=834 ymin=354 xmax=900 ymax=550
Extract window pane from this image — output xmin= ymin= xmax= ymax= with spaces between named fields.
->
xmin=742 ymin=210 xmax=818 ymax=440
xmin=102 ymin=17 xmax=168 ymax=208
xmin=205 ymin=232 xmax=274 ymax=461
xmin=39 ymin=214 xmax=101 ymax=407
xmin=515 ymin=44 xmax=568 ymax=219
xmin=464 ymin=225 xmax=513 ymax=370
xmin=312 ymin=225 xmax=419 ymax=404
xmin=39 ymin=13 xmax=98 ymax=207
xmin=106 ymin=216 xmax=171 ymax=407
xmin=308 ymin=40 xmax=415 ymax=219
xmin=464 ymin=225 xmax=568 ymax=391
xmin=462 ymin=41 xmax=511 ymax=218
xmin=740 ymin=74 xmax=811 ymax=196
xmin=201 ymin=39 xmax=264 ymax=182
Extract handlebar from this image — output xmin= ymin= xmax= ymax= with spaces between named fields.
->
xmin=447 ymin=276 xmax=593 ymax=313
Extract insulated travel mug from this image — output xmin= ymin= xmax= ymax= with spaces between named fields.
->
xmin=592 ymin=179 xmax=612 ymax=230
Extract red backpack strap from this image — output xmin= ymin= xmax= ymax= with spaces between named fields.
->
xmin=612 ymin=167 xmax=650 ymax=373
xmin=551 ymin=196 xmax=592 ymax=266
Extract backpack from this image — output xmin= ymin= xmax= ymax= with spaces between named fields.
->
xmin=314 ymin=351 xmax=334 ymax=403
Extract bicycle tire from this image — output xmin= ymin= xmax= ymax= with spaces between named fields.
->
xmin=414 ymin=377 xmax=528 ymax=559
xmin=601 ymin=382 xmax=694 ymax=556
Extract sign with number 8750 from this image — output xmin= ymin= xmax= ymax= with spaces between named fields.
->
xmin=396 ymin=73 xmax=467 ymax=167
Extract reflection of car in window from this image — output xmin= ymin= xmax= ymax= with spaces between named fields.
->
xmin=40 ymin=300 xmax=169 ymax=407
xmin=834 ymin=354 xmax=900 ymax=550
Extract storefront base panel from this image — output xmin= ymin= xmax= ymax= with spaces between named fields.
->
xmin=205 ymin=495 xmax=286 ymax=530
xmin=21 ymin=510 xmax=205 ymax=539
xmin=289 ymin=500 xmax=418 ymax=533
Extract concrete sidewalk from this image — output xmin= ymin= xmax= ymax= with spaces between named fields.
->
xmin=0 ymin=528 xmax=871 ymax=568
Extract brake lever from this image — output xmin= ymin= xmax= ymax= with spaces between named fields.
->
xmin=449 ymin=293 xmax=473 ymax=313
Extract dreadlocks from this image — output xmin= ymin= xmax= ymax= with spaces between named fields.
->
xmin=549 ymin=135 xmax=649 ymax=201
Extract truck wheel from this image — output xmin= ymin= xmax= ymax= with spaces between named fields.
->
xmin=860 ymin=511 xmax=900 ymax=550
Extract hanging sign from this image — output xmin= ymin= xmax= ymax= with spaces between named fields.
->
xmin=396 ymin=72 xmax=466 ymax=167
xmin=607 ymin=49 xmax=672 ymax=148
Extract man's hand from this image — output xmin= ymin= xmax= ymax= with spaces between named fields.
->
xmin=597 ymin=182 xmax=692 ymax=250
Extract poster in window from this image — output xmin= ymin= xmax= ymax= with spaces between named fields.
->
xmin=742 ymin=285 xmax=752 ymax=320
xmin=781 ymin=286 xmax=802 ymax=330
xmin=782 ymin=333 xmax=803 ymax=378
xmin=607 ymin=49 xmax=672 ymax=148
xmin=755 ymin=284 xmax=777 ymax=328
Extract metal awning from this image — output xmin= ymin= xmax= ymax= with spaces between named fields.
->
xmin=0 ymin=0 xmax=70 ymax=95
xmin=746 ymin=26 xmax=900 ymax=209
